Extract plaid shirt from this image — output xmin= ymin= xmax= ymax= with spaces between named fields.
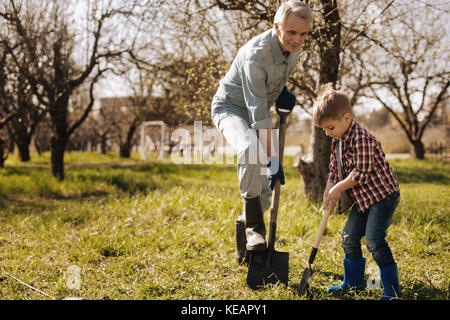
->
xmin=328 ymin=120 xmax=400 ymax=213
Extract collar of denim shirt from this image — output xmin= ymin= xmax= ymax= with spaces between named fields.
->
xmin=270 ymin=29 xmax=288 ymax=65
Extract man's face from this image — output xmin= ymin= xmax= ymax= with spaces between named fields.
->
xmin=274 ymin=14 xmax=311 ymax=53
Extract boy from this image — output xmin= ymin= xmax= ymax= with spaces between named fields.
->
xmin=313 ymin=84 xmax=402 ymax=300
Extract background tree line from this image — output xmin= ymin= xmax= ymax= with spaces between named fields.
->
xmin=0 ymin=0 xmax=448 ymax=201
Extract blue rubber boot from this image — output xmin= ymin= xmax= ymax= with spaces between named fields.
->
xmin=379 ymin=263 xmax=402 ymax=300
xmin=328 ymin=258 xmax=366 ymax=294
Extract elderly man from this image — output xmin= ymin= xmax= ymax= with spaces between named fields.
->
xmin=211 ymin=1 xmax=312 ymax=263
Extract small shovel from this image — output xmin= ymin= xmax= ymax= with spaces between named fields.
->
xmin=246 ymin=109 xmax=290 ymax=290
xmin=297 ymin=207 xmax=332 ymax=295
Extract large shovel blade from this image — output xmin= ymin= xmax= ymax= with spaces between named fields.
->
xmin=246 ymin=249 xmax=289 ymax=290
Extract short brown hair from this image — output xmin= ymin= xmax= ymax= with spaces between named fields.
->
xmin=312 ymin=83 xmax=352 ymax=126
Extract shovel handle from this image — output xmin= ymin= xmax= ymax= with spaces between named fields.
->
xmin=308 ymin=208 xmax=332 ymax=265
xmin=269 ymin=111 xmax=289 ymax=224
xmin=266 ymin=111 xmax=289 ymax=267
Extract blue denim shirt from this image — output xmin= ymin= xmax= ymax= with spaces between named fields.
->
xmin=211 ymin=29 xmax=301 ymax=129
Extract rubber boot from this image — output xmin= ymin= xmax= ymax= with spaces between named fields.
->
xmin=244 ymin=196 xmax=266 ymax=252
xmin=235 ymin=214 xmax=249 ymax=265
xmin=328 ymin=258 xmax=366 ymax=294
xmin=379 ymin=263 xmax=402 ymax=300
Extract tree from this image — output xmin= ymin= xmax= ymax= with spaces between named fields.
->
xmin=293 ymin=0 xmax=342 ymax=201
xmin=0 ymin=112 xmax=15 ymax=168
xmin=150 ymin=52 xmax=229 ymax=126
xmin=0 ymin=53 xmax=46 ymax=162
xmin=99 ymin=95 xmax=144 ymax=158
xmin=0 ymin=0 xmax=162 ymax=180
xmin=353 ymin=1 xmax=449 ymax=159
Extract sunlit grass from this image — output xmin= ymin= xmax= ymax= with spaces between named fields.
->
xmin=0 ymin=153 xmax=448 ymax=300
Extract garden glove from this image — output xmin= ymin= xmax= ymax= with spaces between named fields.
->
xmin=276 ymin=86 xmax=296 ymax=112
xmin=267 ymin=156 xmax=285 ymax=190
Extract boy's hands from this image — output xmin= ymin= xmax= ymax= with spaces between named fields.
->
xmin=323 ymin=181 xmax=336 ymax=214
xmin=323 ymin=173 xmax=358 ymax=214
xmin=323 ymin=185 xmax=342 ymax=214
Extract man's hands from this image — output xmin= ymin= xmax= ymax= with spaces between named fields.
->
xmin=276 ymin=86 xmax=296 ymax=111
xmin=262 ymin=86 xmax=295 ymax=190
xmin=267 ymin=156 xmax=285 ymax=190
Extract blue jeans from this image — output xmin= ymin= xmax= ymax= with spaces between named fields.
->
xmin=342 ymin=192 xmax=400 ymax=267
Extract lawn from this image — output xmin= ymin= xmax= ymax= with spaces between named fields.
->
xmin=0 ymin=152 xmax=448 ymax=300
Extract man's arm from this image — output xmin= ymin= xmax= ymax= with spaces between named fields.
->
xmin=240 ymin=60 xmax=272 ymax=130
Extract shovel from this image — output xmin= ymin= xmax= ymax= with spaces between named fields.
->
xmin=246 ymin=109 xmax=290 ymax=290
xmin=297 ymin=207 xmax=332 ymax=295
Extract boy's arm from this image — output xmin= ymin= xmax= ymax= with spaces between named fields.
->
xmin=324 ymin=172 xmax=358 ymax=213
xmin=323 ymin=172 xmax=358 ymax=211
xmin=350 ymin=136 xmax=375 ymax=184
xmin=323 ymin=181 xmax=335 ymax=213
xmin=323 ymin=181 xmax=334 ymax=204
xmin=331 ymin=172 xmax=358 ymax=194
xmin=323 ymin=148 xmax=338 ymax=212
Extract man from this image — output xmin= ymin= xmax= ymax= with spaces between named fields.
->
xmin=211 ymin=1 xmax=312 ymax=263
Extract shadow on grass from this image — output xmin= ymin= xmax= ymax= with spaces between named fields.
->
xmin=391 ymin=159 xmax=449 ymax=184
xmin=123 ymin=162 xmax=236 ymax=174
xmin=0 ymin=197 xmax=59 ymax=216
xmin=402 ymin=279 xmax=449 ymax=300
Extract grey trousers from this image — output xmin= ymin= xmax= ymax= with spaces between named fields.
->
xmin=212 ymin=112 xmax=272 ymax=213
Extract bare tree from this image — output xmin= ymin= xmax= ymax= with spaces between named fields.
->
xmin=0 ymin=0 xmax=163 ymax=180
xmin=352 ymin=1 xmax=450 ymax=159
xmin=0 ymin=48 xmax=46 ymax=162
xmin=0 ymin=113 xmax=15 ymax=167
xmin=128 ymin=0 xmax=238 ymax=126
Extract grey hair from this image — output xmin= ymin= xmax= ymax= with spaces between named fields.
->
xmin=273 ymin=1 xmax=312 ymax=26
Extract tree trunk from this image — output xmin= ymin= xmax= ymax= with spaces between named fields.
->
xmin=16 ymin=135 xmax=31 ymax=162
xmin=411 ymin=139 xmax=425 ymax=159
xmin=100 ymin=134 xmax=108 ymax=154
xmin=296 ymin=126 xmax=331 ymax=201
xmin=119 ymin=143 xmax=131 ymax=158
xmin=119 ymin=122 xmax=138 ymax=158
xmin=51 ymin=135 xmax=66 ymax=181
xmin=296 ymin=0 xmax=341 ymax=201
xmin=0 ymin=138 xmax=6 ymax=168
xmin=50 ymin=99 xmax=69 ymax=181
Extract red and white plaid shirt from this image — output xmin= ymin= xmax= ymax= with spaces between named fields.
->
xmin=328 ymin=119 xmax=400 ymax=213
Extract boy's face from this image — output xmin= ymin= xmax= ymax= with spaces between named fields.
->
xmin=319 ymin=112 xmax=352 ymax=139
xmin=274 ymin=14 xmax=311 ymax=53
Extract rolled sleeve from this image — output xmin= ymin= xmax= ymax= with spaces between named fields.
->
xmin=240 ymin=60 xmax=272 ymax=129
xmin=351 ymin=136 xmax=374 ymax=184
xmin=327 ymin=156 xmax=338 ymax=184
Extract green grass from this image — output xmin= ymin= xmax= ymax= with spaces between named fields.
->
xmin=0 ymin=152 xmax=448 ymax=300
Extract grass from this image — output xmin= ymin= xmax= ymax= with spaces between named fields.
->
xmin=0 ymin=152 xmax=448 ymax=300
